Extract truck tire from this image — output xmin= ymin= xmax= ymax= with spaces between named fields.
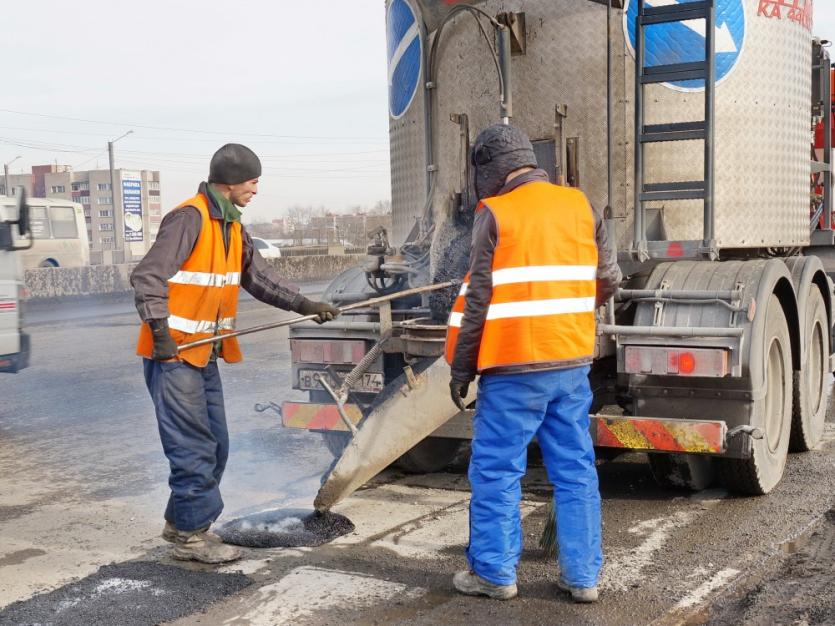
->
xmin=648 ymin=453 xmax=716 ymax=491
xmin=718 ymin=294 xmax=792 ymax=495
xmin=790 ymin=288 xmax=828 ymax=451
xmin=396 ymin=437 xmax=462 ymax=473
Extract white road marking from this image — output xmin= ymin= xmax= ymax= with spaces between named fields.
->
xmin=333 ymin=483 xmax=543 ymax=559
xmin=223 ymin=566 xmax=425 ymax=626
xmin=599 ymin=511 xmax=698 ymax=592
xmin=369 ymin=500 xmax=543 ymax=559
xmin=674 ymin=567 xmax=740 ymax=609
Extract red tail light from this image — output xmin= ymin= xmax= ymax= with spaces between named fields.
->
xmin=624 ymin=346 xmax=729 ymax=378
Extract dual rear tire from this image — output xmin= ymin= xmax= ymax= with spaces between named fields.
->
xmin=651 ymin=290 xmax=829 ymax=495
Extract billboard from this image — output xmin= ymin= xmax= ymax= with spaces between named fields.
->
xmin=122 ymin=172 xmax=143 ymax=242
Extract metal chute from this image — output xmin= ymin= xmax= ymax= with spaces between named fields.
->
xmin=314 ymin=355 xmax=475 ymax=511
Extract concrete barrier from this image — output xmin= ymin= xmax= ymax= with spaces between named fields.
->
xmin=24 ymin=255 xmax=363 ymax=301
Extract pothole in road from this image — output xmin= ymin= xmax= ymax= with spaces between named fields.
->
xmin=217 ymin=508 xmax=355 ymax=548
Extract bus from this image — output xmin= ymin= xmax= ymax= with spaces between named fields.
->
xmin=0 ymin=196 xmax=89 ymax=269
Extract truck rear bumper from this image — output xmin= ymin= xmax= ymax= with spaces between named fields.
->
xmin=282 ymin=401 xmax=363 ymax=431
xmin=282 ymin=401 xmax=728 ymax=455
xmin=591 ymin=415 xmax=727 ymax=454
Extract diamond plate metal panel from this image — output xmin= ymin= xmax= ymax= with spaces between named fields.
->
xmin=624 ymin=0 xmax=810 ymax=248
xmin=392 ymin=0 xmax=812 ymax=256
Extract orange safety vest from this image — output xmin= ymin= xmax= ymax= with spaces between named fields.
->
xmin=445 ymin=181 xmax=598 ymax=372
xmin=136 ymin=192 xmax=243 ymax=367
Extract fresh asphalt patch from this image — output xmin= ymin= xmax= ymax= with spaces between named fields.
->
xmin=217 ymin=508 xmax=355 ymax=548
xmin=0 ymin=561 xmax=251 ymax=626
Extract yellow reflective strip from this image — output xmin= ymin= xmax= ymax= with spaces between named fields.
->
xmin=666 ymin=424 xmax=716 ymax=453
xmin=607 ymin=420 xmax=652 ymax=449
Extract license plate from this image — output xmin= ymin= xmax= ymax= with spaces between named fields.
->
xmin=298 ymin=369 xmax=384 ymax=393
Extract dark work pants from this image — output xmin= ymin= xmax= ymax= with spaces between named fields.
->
xmin=143 ymin=358 xmax=229 ymax=532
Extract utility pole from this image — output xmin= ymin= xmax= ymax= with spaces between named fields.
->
xmin=4 ymin=156 xmax=21 ymax=196
xmin=108 ymin=130 xmax=133 ymax=262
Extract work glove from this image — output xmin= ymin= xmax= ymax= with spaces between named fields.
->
xmin=449 ymin=379 xmax=470 ymax=411
xmin=297 ymin=298 xmax=341 ymax=324
xmin=149 ymin=318 xmax=178 ymax=361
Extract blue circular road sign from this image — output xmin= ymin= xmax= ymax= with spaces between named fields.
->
xmin=624 ymin=0 xmax=746 ymax=91
xmin=387 ymin=0 xmax=422 ymax=119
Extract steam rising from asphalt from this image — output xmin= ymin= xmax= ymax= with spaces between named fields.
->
xmin=218 ymin=508 xmax=354 ymax=548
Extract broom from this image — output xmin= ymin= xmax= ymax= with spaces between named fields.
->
xmin=539 ymin=497 xmax=558 ymax=558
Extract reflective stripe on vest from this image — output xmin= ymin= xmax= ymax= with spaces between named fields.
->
xmin=444 ymin=181 xmax=598 ymax=371
xmin=135 ymin=191 xmax=243 ymax=367
xmin=168 ymin=315 xmax=237 ymax=334
xmin=168 ymin=270 xmax=242 ymax=288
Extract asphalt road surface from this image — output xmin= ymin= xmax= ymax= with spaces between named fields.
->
xmin=1 ymin=292 xmax=833 ymax=625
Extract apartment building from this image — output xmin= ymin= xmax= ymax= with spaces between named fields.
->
xmin=40 ymin=166 xmax=162 ymax=263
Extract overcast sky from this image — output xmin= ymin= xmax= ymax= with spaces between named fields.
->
xmin=1 ymin=1 xmax=834 ymax=223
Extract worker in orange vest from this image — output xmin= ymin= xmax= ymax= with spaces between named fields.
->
xmin=447 ymin=124 xmax=619 ymax=601
xmin=131 ymin=144 xmax=339 ymax=564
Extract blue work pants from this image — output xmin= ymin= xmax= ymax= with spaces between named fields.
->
xmin=143 ymin=359 xmax=229 ymax=532
xmin=466 ymin=366 xmax=602 ymax=588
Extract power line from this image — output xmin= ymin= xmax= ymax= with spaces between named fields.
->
xmin=0 ymin=108 xmax=388 ymax=142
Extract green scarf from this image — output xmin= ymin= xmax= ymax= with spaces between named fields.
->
xmin=207 ymin=183 xmax=242 ymax=223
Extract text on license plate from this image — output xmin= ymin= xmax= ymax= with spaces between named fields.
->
xmin=298 ymin=369 xmax=384 ymax=393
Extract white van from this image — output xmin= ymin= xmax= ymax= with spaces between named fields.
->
xmin=0 ymin=190 xmax=32 ymax=373
xmin=0 ymin=197 xmax=89 ymax=269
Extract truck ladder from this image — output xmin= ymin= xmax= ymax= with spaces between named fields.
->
xmin=632 ymin=0 xmax=717 ymax=261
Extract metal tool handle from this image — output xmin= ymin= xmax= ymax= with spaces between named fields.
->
xmin=177 ymin=280 xmax=456 ymax=353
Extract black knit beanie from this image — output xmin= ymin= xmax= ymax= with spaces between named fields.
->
xmin=208 ymin=144 xmax=262 ymax=185
xmin=472 ymin=124 xmax=538 ymax=199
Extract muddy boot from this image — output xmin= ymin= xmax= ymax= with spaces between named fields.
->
xmin=171 ymin=529 xmax=242 ymax=564
xmin=557 ymin=578 xmax=599 ymax=603
xmin=453 ymin=570 xmax=517 ymax=600
xmin=162 ymin=521 xmax=222 ymax=544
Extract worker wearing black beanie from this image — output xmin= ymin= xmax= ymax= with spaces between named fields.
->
xmin=208 ymin=143 xmax=262 ymax=186
xmin=130 ymin=143 xmax=339 ymax=565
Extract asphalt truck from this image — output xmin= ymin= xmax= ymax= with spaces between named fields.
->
xmin=271 ymin=0 xmax=833 ymax=509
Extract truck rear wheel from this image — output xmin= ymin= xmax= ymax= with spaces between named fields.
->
xmin=790 ymin=288 xmax=829 ymax=451
xmin=396 ymin=437 xmax=462 ymax=473
xmin=648 ymin=453 xmax=716 ymax=491
xmin=718 ymin=295 xmax=792 ymax=495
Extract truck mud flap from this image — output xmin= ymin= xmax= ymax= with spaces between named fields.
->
xmin=591 ymin=415 xmax=727 ymax=454
xmin=313 ymin=357 xmax=475 ymax=511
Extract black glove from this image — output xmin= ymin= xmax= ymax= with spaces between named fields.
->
xmin=297 ymin=298 xmax=341 ymax=324
xmin=149 ymin=319 xmax=178 ymax=361
xmin=449 ymin=379 xmax=470 ymax=411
